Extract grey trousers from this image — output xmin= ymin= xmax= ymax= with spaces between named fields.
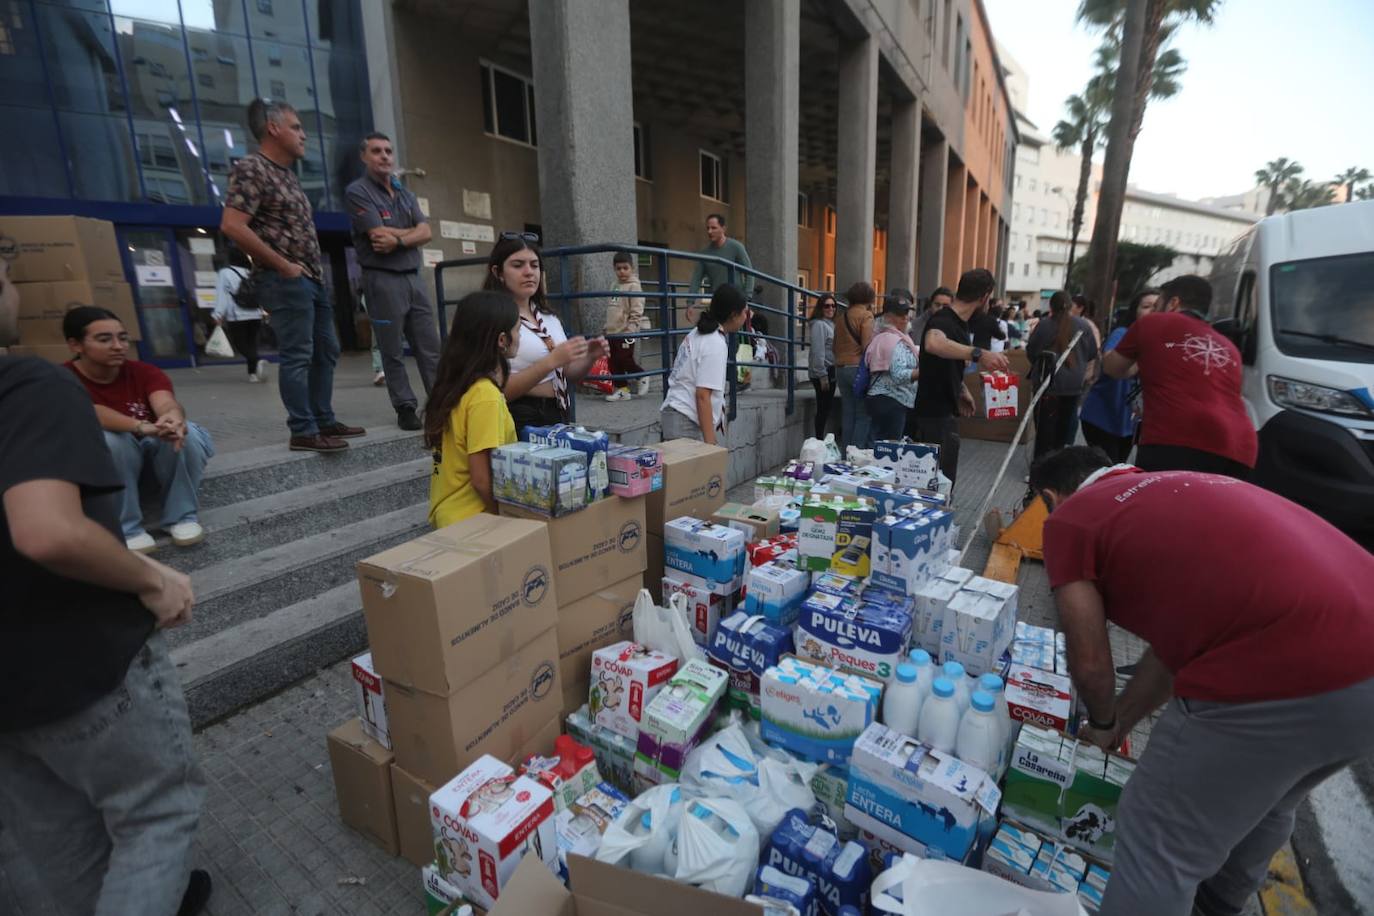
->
xmin=660 ymin=407 xmax=705 ymax=442
xmin=362 ymin=269 xmax=441 ymax=411
xmin=1100 ymin=676 xmax=1374 ymax=916
xmin=0 ymin=633 xmax=205 ymax=916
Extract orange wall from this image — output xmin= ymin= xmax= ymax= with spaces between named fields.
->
xmin=963 ymin=4 xmax=1012 ymax=215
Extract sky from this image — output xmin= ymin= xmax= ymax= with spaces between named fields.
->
xmin=983 ymin=0 xmax=1374 ymax=201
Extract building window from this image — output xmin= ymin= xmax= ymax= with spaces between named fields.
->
xmin=1023 ymin=263 xmax=1029 ymax=276
xmin=699 ymin=150 xmax=726 ymax=201
xmin=267 ymin=44 xmax=282 ymax=67
xmin=270 ymin=79 xmax=286 ymax=99
xmin=1028 ymin=178 xmax=1037 ymax=193
xmin=824 ymin=206 xmax=837 ymax=236
xmin=481 ymin=61 xmax=537 ymax=147
xmin=797 ymin=192 xmax=812 ymax=228
xmin=943 ymin=0 xmax=953 ymax=68
xmin=633 ymin=123 xmax=649 ymax=179
xmin=824 ymin=272 xmax=836 ymax=292
xmin=257 ymin=0 xmax=274 ymax=13
xmin=198 ymin=72 xmax=213 ymax=88
xmin=962 ymin=37 xmax=972 ymax=100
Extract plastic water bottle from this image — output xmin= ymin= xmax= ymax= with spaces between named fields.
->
xmin=917 ymin=677 xmax=961 ymax=754
xmin=882 ymin=663 xmax=923 ymax=737
xmin=942 ymin=660 xmax=970 ymax=715
xmin=978 ymin=673 xmax=1013 ymax=773
xmin=955 ymin=690 xmax=1002 ymax=774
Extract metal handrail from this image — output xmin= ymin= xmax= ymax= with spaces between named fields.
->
xmin=434 ymin=243 xmax=831 ymax=424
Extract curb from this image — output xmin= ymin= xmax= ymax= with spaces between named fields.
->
xmin=1260 ymin=844 xmax=1318 ymax=915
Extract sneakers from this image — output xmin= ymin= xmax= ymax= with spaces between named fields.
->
xmin=604 ymin=388 xmax=632 ymax=402
xmin=397 ymin=405 xmax=422 ymax=431
xmin=318 ymin=422 xmax=366 ymax=438
xmin=169 ymin=521 xmax=205 ymax=547
xmin=177 ymin=869 xmax=212 ymax=916
xmin=247 ymin=373 xmax=261 ymax=383
xmin=636 ymin=377 xmax=652 ymax=396
xmin=126 ymin=532 xmax=156 ymax=553
xmin=372 ymin=371 xmax=386 ymax=387
xmin=289 ymin=433 xmax=349 ymax=452
xmin=256 ymin=360 xmax=270 ymax=381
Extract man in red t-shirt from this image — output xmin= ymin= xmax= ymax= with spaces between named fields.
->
xmin=1103 ymin=274 xmax=1257 ymax=477
xmin=63 ymin=307 xmax=215 ymax=552
xmin=1031 ymin=447 xmax=1374 ymax=916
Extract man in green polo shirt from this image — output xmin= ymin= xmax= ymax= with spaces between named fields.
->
xmin=688 ymin=213 xmax=755 ymax=301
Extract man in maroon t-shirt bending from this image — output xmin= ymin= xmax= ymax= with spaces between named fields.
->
xmin=1102 ymin=274 xmax=1257 ymax=478
xmin=63 ymin=307 xmax=215 ymax=552
xmin=1031 ymin=446 xmax=1374 ymax=916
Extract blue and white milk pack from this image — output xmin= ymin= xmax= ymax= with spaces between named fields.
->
xmin=522 ymin=423 xmax=611 ymax=501
xmin=707 ymin=611 xmax=794 ymax=718
xmin=759 ymin=657 xmax=880 ymax=764
xmin=870 ymin=508 xmax=956 ymax=595
xmin=752 ymin=864 xmax=819 ymax=916
xmin=763 ymin=808 xmax=871 ymax=916
xmin=857 ymin=483 xmax=942 ymax=517
xmin=871 ymin=441 xmax=942 ymax=490
xmin=663 ymin=517 xmax=746 ymax=594
xmin=744 ymin=561 xmax=810 ymax=626
xmin=794 ymin=592 xmax=913 ymax=684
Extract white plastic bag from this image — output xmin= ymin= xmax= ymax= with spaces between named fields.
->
xmin=631 ymin=589 xmax=704 ymax=663
xmin=670 ymin=797 xmax=759 ymax=897
xmin=823 ymin=433 xmax=842 ymax=462
xmin=799 ymin=437 xmax=829 ymax=467
xmin=681 ymin=723 xmax=817 ymax=840
xmin=594 ymin=783 xmax=683 ymax=873
xmin=871 ymin=855 xmax=1088 ymax=916
xmin=206 ymin=325 xmax=235 ymax=358
xmin=845 ymin=446 xmax=877 ymax=467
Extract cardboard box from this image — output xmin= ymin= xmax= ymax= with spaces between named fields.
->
xmin=588 ymin=641 xmax=678 ymax=741
xmin=606 ymin=444 xmax=664 ymax=497
xmin=663 ymin=516 xmax=746 ymax=588
xmin=711 ymin=502 xmax=780 ymax=540
xmin=742 ymin=561 xmax=809 ymax=626
xmin=392 ymin=763 xmax=439 ymax=867
xmin=386 ymin=628 xmax=565 ymax=787
xmin=940 ymin=577 xmax=1018 ymax=676
xmin=646 ymin=438 xmax=728 ymax=532
xmin=5 ymin=344 xmax=71 ymax=365
xmin=556 ymin=575 xmax=640 ymax=720
xmin=488 ymin=853 xmax=765 ymax=915
xmin=352 ymin=652 xmax=391 ymax=749
xmin=759 ymin=657 xmax=881 ymax=764
xmin=1005 ymin=664 xmax=1074 ymax=731
xmin=960 ymin=349 xmax=1033 ymax=443
xmin=503 ymin=495 xmax=646 ymax=607
xmin=16 ymin=280 xmax=141 ymax=343
xmin=326 ymin=718 xmax=399 ymax=856
xmin=871 ymin=441 xmax=942 ymax=490
xmin=0 ymin=216 xmax=125 ymax=284
xmin=357 ymin=516 xmax=558 ymax=697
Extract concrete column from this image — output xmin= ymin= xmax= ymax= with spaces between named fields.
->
xmin=942 ymin=159 xmax=966 ymax=288
xmin=962 ymin=182 xmax=979 ymax=275
xmin=362 ymin=0 xmax=405 ymax=158
xmin=528 ymin=0 xmax=638 ymax=333
xmin=745 ymin=0 xmax=800 ymax=309
xmin=835 ymin=34 xmax=879 ymax=291
xmin=918 ymin=137 xmax=948 ymax=294
xmin=885 ymin=99 xmax=921 ymax=295
xmin=997 ymin=217 xmax=1010 ymax=297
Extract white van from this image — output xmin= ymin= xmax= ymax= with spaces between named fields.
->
xmin=1208 ymin=200 xmax=1374 ymax=532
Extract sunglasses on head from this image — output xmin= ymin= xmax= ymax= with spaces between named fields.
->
xmin=500 ymin=231 xmax=540 ymax=243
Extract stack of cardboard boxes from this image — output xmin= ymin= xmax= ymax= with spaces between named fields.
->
xmin=0 ymin=216 xmax=139 ymax=362
xmin=644 ymin=439 xmax=730 ymax=602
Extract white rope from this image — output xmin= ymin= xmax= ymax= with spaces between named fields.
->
xmin=956 ymin=330 xmax=1085 ymax=569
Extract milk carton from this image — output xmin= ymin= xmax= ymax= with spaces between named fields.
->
xmin=755 ymin=475 xmax=785 ymax=500
xmin=910 ymin=567 xmax=970 ymax=655
xmin=873 ymin=510 xmax=953 ymax=596
xmin=940 ymin=578 xmax=1017 ymax=675
xmin=493 ymin=443 xmax=588 ymax=517
xmin=350 ymin=652 xmax=390 ymax=749
xmin=796 ymin=497 xmax=877 ymax=573
xmin=871 ymin=441 xmax=942 ymax=490
xmin=634 ymin=659 xmax=728 ymax=784
xmin=763 ymin=808 xmax=871 ymax=915
xmin=982 ymin=820 xmax=1043 ymax=882
xmin=588 ymin=642 xmax=680 ymax=740
xmin=857 ymin=483 xmax=942 ymax=517
xmin=752 ymin=865 xmax=819 ymax=916
xmin=744 ymin=561 xmax=810 ymax=626
xmin=759 ymin=658 xmax=881 ymax=764
xmin=981 ymin=372 xmax=1019 ymax=419
xmin=422 ymin=864 xmax=464 ymax=915
xmin=708 ymin=611 xmax=794 ymax=717
xmin=606 ymin=443 xmax=663 ymax=497
xmin=810 ymin=572 xmax=862 ymax=600
xmin=565 ymin=706 xmax=638 ymax=796
xmin=810 ymin=765 xmax=858 ymax=840
xmin=794 ymin=595 xmax=913 ymax=684
xmin=524 ymin=424 xmax=611 ymax=501
xmin=663 ymin=517 xmax=746 ymax=593
xmin=819 ymin=473 xmax=868 ymax=497
xmin=662 ymin=573 xmax=734 ymax=647
xmin=430 ymin=755 xmax=557 ymax=910
xmin=1004 ymin=664 xmax=1074 ymax=731
xmin=843 ymin=723 xmax=1000 ymax=861
xmin=748 ymin=532 xmax=799 ymax=567
xmin=852 ymin=464 xmax=897 ymax=486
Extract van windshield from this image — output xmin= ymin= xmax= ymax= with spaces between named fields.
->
xmin=1270 ymin=252 xmax=1374 ymax=365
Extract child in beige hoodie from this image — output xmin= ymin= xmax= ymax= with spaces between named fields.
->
xmin=604 ymin=251 xmax=648 ymax=400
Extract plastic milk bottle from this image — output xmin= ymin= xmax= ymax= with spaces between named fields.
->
xmin=907 ymin=648 xmax=935 ymax=710
xmin=917 ymin=677 xmax=961 ymax=754
xmin=943 ymin=660 xmax=971 ymax=715
xmin=978 ymin=672 xmax=1013 ymax=772
xmin=955 ymin=690 xmax=1001 ymax=774
xmin=882 ymin=663 xmax=923 ymax=738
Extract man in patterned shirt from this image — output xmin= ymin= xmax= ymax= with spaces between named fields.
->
xmin=220 ymin=98 xmax=365 ymax=452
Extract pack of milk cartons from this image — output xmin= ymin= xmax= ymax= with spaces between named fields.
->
xmin=744 ymin=561 xmax=810 ymax=626
xmin=759 ymin=657 xmax=881 ymax=764
xmin=588 ymin=641 xmax=679 ymax=740
xmin=763 ymin=807 xmax=872 ymax=915
xmin=842 ymin=723 xmax=1000 ymax=862
xmin=552 ymin=782 xmax=630 ymax=881
xmin=982 ymin=818 xmax=1107 ymax=905
xmin=492 ymin=442 xmax=589 ymax=517
xmin=661 ymin=573 xmax=733 ymax=647
xmin=870 ymin=508 xmax=955 ymax=596
xmin=605 ymin=443 xmax=663 ymax=497
xmin=634 ymin=659 xmax=728 ymax=785
xmin=663 ymin=517 xmax=746 ymax=596
xmin=523 ymin=424 xmax=611 ymax=501
xmin=429 ymin=755 xmax=558 ymax=910
xmin=981 ymin=372 xmax=1019 ymax=419
xmin=751 ymin=865 xmax=819 ymax=916
xmin=796 ymin=496 xmax=877 ymax=573
xmin=871 ymin=440 xmax=942 ymax=490
xmin=910 ymin=565 xmax=973 ymax=655
xmin=707 ymin=611 xmax=794 ymax=718
xmin=940 ymin=575 xmax=1018 ymax=675
xmin=856 ymin=482 xmax=943 ymax=518
xmin=794 ymin=589 xmax=913 ymax=684
xmin=565 ymin=706 xmax=638 ymax=796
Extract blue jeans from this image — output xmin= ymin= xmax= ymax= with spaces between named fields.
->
xmin=865 ymin=394 xmax=909 ymax=445
xmin=836 ymin=364 xmax=871 ymax=452
xmin=260 ymin=272 xmax=340 ymax=435
xmin=0 ymin=634 xmax=205 ymax=916
xmin=104 ymin=422 xmax=214 ymax=539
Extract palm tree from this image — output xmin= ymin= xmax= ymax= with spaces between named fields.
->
xmin=1334 ymin=167 xmax=1372 ymax=204
xmin=1255 ymin=157 xmax=1304 ymax=215
xmin=1078 ymin=0 xmax=1220 ymax=322
xmin=1283 ymin=179 xmax=1335 ymax=211
xmin=1356 ymin=185 xmax=1374 ymax=202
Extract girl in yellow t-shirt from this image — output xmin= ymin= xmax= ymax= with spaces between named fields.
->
xmin=425 ymin=291 xmax=521 ymax=527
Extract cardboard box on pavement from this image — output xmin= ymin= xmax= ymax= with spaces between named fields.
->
xmin=357 ymin=515 xmax=558 ymax=697
xmin=556 ymin=574 xmax=640 ymax=720
xmin=5 ymin=344 xmax=72 ymax=365
xmin=711 ymin=502 xmax=780 ymax=540
xmin=0 ymin=216 xmax=126 ymax=284
xmin=326 ymin=718 xmax=399 ymax=856
xmin=488 ymin=853 xmax=766 ymax=915
xmin=391 ymin=762 xmax=438 ymax=867
xmin=386 ymin=628 xmax=564 ymax=787
xmin=646 ymin=438 xmax=728 ymax=532
xmin=502 ymin=495 xmax=646 ymax=607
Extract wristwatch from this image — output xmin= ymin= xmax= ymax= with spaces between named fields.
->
xmin=970 ymin=346 xmax=983 ymax=363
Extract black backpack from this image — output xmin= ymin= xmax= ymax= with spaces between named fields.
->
xmin=229 ymin=266 xmax=262 ymax=312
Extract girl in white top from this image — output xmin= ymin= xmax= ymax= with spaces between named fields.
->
xmin=210 ymin=248 xmax=268 ymax=381
xmin=482 ymin=234 xmax=607 ymax=433
xmin=660 ymin=284 xmax=750 ymax=445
